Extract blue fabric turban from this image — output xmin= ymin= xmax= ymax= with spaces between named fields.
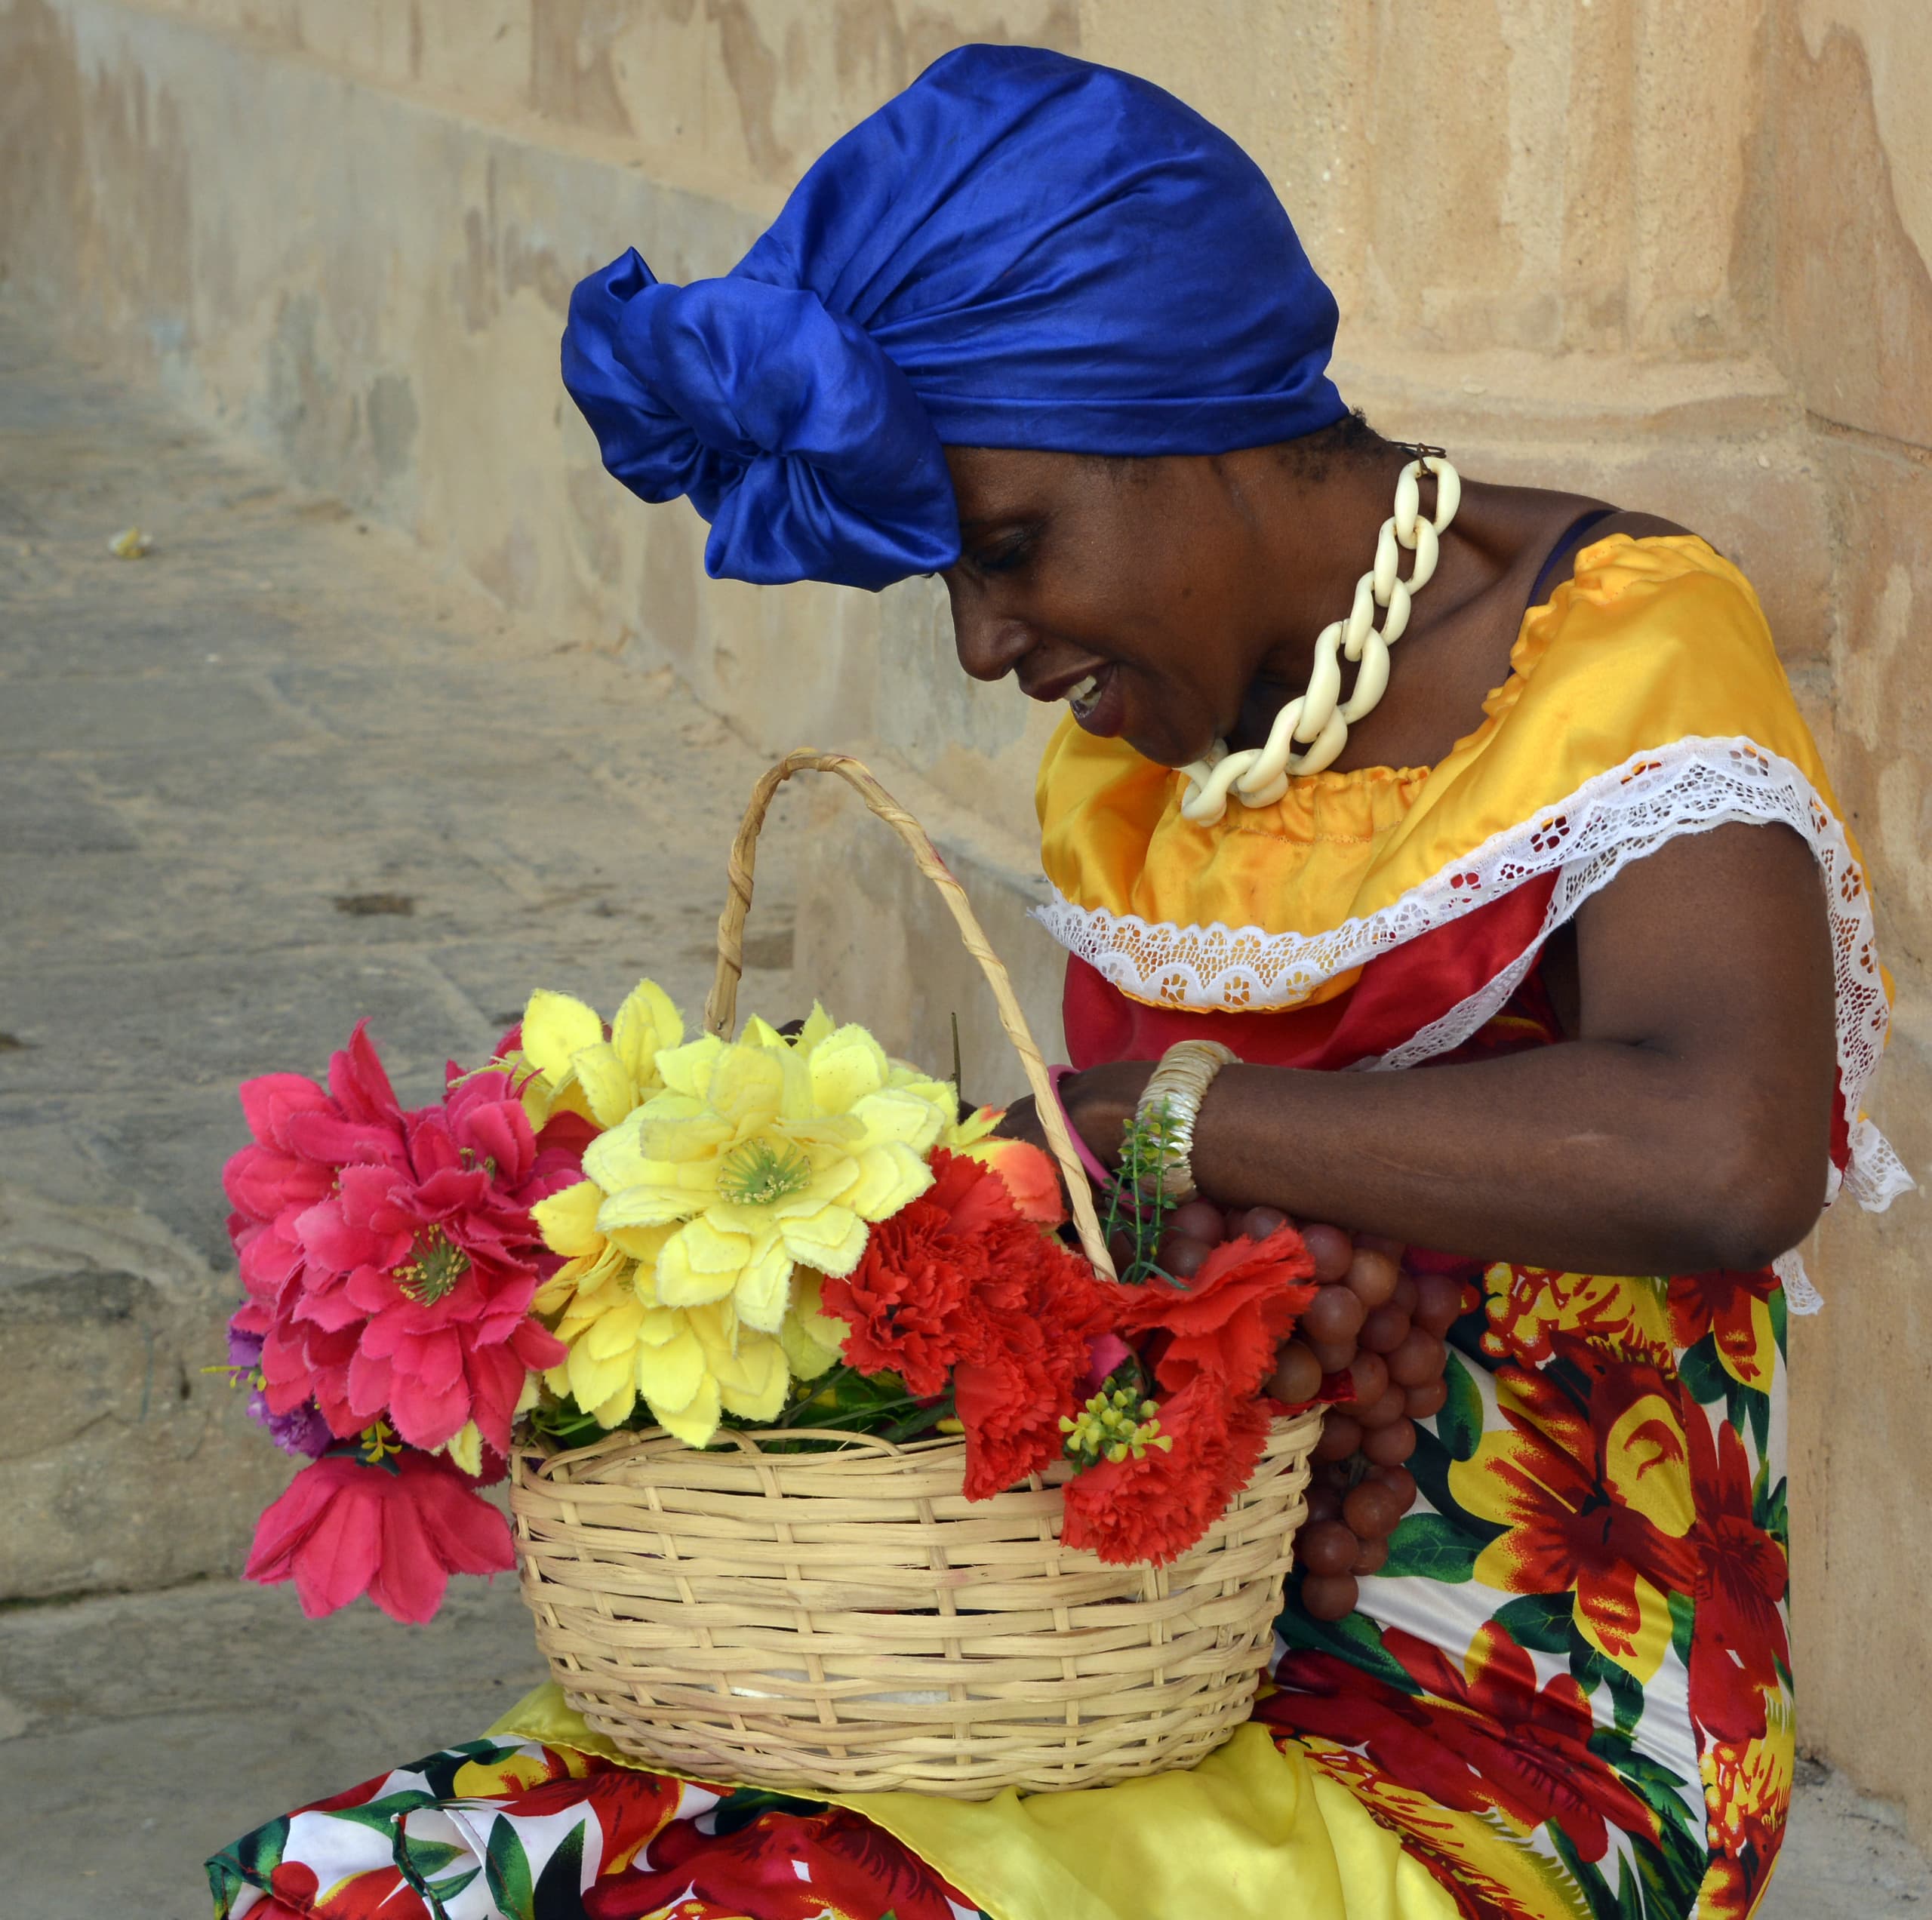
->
xmin=561 ymin=45 xmax=1346 ymax=591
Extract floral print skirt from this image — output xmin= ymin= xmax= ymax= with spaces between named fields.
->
xmin=209 ymin=1262 xmax=1792 ymax=1920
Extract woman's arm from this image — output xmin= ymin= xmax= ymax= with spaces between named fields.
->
xmin=1044 ymin=822 xmax=1838 ymax=1275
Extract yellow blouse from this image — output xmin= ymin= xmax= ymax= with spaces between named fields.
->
xmin=1035 ymin=535 xmax=1859 ymax=1014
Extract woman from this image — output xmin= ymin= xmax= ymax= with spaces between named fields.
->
xmin=210 ymin=45 xmax=1905 ymax=1920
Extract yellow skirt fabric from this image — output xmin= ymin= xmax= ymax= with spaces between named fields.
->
xmin=494 ymin=1682 xmax=1460 ymax=1920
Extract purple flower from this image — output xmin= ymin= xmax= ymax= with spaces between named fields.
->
xmin=251 ymin=1389 xmax=333 ymax=1458
xmin=226 ymin=1312 xmax=330 ymax=1457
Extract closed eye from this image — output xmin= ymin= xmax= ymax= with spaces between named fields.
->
xmin=968 ymin=532 xmax=1037 ymax=576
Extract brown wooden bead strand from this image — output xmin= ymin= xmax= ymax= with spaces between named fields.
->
xmin=1095 ymin=1194 xmax=1468 ymax=1628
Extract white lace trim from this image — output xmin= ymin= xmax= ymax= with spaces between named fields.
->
xmin=1035 ymin=737 xmax=1912 ymax=1291
xmin=1773 ymin=1251 xmax=1825 ymax=1318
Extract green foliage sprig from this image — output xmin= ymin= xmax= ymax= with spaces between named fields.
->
xmin=1100 ymin=1097 xmax=1183 ymax=1285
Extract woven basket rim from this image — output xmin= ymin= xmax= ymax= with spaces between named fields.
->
xmin=518 ymin=1422 xmax=968 ymax=1473
xmin=516 ymin=1407 xmax=1321 ymax=1482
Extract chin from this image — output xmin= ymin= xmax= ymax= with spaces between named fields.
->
xmin=1126 ymin=725 xmax=1216 ymax=769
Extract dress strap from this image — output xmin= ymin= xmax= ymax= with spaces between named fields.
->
xmin=1527 ymin=506 xmax=1620 ymax=611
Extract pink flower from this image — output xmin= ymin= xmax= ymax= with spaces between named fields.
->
xmin=224 ymin=1024 xmax=408 ymax=1328
xmin=269 ymin=1069 xmax=576 ymax=1453
xmin=244 ymin=1445 xmax=514 ymax=1623
xmin=1080 ymin=1332 xmax=1132 ymax=1395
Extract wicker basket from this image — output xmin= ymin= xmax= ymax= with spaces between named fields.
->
xmin=510 ymin=751 xmax=1323 ymax=1798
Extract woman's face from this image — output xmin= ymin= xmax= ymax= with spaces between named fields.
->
xmin=940 ymin=446 xmax=1281 ymax=768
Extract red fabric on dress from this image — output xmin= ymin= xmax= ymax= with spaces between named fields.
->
xmin=1062 ymin=874 xmax=1557 ymax=1069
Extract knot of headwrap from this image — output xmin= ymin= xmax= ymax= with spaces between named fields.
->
xmin=563 ymin=45 xmax=1349 ymax=591
xmin=561 ymin=251 xmax=960 ymax=590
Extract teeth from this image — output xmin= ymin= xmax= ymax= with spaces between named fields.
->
xmin=1066 ymin=674 xmax=1098 ymax=708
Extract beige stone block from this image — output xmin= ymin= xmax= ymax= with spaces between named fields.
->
xmin=147 ymin=0 xmax=1081 ymax=211
xmin=1075 ymin=0 xmax=1368 ymax=313
xmin=1789 ymin=983 xmax=1932 ymax=1853
xmin=1813 ymin=437 xmax=1932 ymax=961
xmin=1772 ymin=8 xmax=1932 ymax=450
xmin=1627 ymin=0 xmax=1768 ymax=352
xmin=0 ymin=1185 xmax=290 ymax=1599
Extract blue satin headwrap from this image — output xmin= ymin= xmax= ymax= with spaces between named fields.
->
xmin=561 ymin=45 xmax=1347 ymax=590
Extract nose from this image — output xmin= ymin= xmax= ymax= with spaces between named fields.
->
xmin=944 ymin=577 xmax=1034 ymax=685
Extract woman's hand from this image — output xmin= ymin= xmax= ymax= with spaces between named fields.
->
xmin=992 ymin=1062 xmax=1155 ymax=1168
xmin=989 ymin=1094 xmax=1050 ymax=1153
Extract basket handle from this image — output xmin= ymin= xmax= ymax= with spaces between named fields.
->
xmin=705 ymin=749 xmax=1116 ymax=1280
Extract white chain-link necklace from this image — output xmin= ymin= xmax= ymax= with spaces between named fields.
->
xmin=1178 ymin=451 xmax=1462 ymax=826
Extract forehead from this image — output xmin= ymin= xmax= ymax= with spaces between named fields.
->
xmin=943 ymin=445 xmax=1157 ymax=528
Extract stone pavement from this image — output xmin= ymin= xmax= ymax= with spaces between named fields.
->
xmin=1 ymin=306 xmax=1927 ymax=1916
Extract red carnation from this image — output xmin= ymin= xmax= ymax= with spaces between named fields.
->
xmin=1060 ymin=1377 xmax=1272 ymax=1565
xmin=1113 ymin=1225 xmax=1317 ymax=1399
xmin=818 ymin=1150 xmax=1114 ymax=1498
xmin=955 ymin=1244 xmax=1115 ymax=1500
xmin=818 ymin=1154 xmax=987 ymax=1395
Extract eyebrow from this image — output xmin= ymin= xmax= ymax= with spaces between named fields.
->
xmin=957 ymin=512 xmax=1041 ymax=534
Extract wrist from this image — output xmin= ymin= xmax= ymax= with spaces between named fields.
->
xmin=1060 ymin=1063 xmax=1154 ymax=1170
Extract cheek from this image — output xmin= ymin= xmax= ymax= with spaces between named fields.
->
xmin=1033 ymin=541 xmax=1204 ymax=669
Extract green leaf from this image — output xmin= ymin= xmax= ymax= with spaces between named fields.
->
xmin=712 ymin=1783 xmax=830 ymax=1834
xmin=395 ymin=1838 xmax=471 ymax=1877
xmin=1273 ymin=1587 xmax=1417 ymax=1693
xmin=1571 ymin=1642 xmax=1645 ymax=1736
xmin=417 ymin=1739 xmax=528 ymax=1799
xmin=1668 ymin=1588 xmax=1696 ymax=1668
xmin=1435 ymin=1348 xmax=1484 ymax=1463
xmin=1757 ymin=1472 xmax=1790 ymax=1553
xmin=207 ymin=1820 xmax=289 ymax=1918
xmin=1614 ymin=1851 xmax=1647 ymax=1920
xmin=1492 ymin=1592 xmax=1574 ymax=1654
xmin=1100 ymin=1106 xmax=1186 ymax=1282
xmin=1404 ymin=1428 xmax=1506 ymax=1543
xmin=483 ymin=1814 xmax=537 ymax=1920
xmin=1769 ymin=1282 xmax=1789 ymax=1361
xmin=1676 ymin=1335 xmax=1728 ymax=1407
xmin=390 ymin=1823 xmax=483 ymax=1918
xmin=531 ymin=1820 xmax=588 ymax=1920
xmin=1629 ymin=1814 xmax=1712 ymax=1918
xmin=1546 ymin=1820 xmax=1624 ymax=1920
xmin=1380 ymin=1512 xmax=1481 ymax=1582
xmin=1601 ymin=1747 xmax=1700 ymax=1829
xmin=325 ymin=1790 xmax=444 ymax=1838
xmin=228 ymin=1814 xmax=288 ymax=1881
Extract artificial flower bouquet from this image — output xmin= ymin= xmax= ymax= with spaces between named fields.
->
xmin=221 ymin=982 xmax=1322 ymax=1626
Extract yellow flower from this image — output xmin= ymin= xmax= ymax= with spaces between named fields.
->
xmin=500 ymin=978 xmax=683 ymax=1131
xmin=580 ymin=1005 xmax=953 ymax=1337
xmin=531 ymin=1178 xmax=841 ymax=1448
xmin=524 ymin=1003 xmax=931 ymax=1450
xmin=1479 ymin=1264 xmax=1675 ymax=1371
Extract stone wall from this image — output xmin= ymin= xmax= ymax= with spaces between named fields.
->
xmin=1 ymin=0 xmax=1926 ymax=1842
